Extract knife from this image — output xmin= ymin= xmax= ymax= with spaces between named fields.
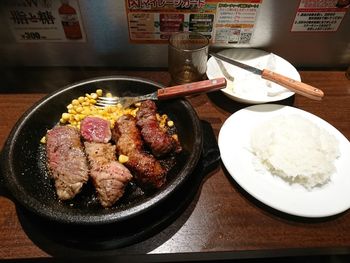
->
xmin=209 ymin=52 xmax=324 ymax=100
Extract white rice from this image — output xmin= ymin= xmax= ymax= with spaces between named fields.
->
xmin=250 ymin=114 xmax=340 ymax=189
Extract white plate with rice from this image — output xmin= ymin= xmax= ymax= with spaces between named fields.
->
xmin=206 ymin=49 xmax=298 ymax=104
xmin=218 ymin=104 xmax=350 ymax=218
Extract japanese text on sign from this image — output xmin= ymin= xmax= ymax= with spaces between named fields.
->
xmin=126 ymin=0 xmax=262 ymax=44
xmin=291 ymin=0 xmax=349 ymax=32
xmin=5 ymin=0 xmax=86 ymax=42
xmin=128 ymin=0 xmax=206 ymax=9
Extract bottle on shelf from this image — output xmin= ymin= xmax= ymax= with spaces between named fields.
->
xmin=58 ymin=0 xmax=82 ymax=40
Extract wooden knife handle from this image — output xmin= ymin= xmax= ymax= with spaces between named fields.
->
xmin=262 ymin=69 xmax=324 ymax=100
xmin=157 ymin=78 xmax=227 ymax=100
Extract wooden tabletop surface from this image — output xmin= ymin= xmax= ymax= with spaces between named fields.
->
xmin=0 ymin=70 xmax=350 ymax=261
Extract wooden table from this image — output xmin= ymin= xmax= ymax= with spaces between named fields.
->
xmin=0 ymin=70 xmax=350 ymax=261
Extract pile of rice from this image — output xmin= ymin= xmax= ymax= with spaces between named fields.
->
xmin=250 ymin=114 xmax=340 ymax=189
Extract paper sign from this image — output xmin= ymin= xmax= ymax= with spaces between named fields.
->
xmin=214 ymin=1 xmax=262 ymax=44
xmin=4 ymin=0 xmax=86 ymax=42
xmin=291 ymin=0 xmax=349 ymax=32
xmin=125 ymin=0 xmax=262 ymax=44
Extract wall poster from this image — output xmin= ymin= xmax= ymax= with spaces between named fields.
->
xmin=4 ymin=0 xmax=86 ymax=42
xmin=291 ymin=0 xmax=349 ymax=32
xmin=125 ymin=0 xmax=262 ymax=44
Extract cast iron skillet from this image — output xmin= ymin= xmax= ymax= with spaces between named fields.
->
xmin=0 ymin=76 xmax=203 ymax=225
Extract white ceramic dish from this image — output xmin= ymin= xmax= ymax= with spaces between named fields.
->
xmin=218 ymin=104 xmax=350 ymax=218
xmin=207 ymin=49 xmax=300 ymax=104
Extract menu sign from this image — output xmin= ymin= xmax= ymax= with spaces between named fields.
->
xmin=4 ymin=0 xmax=86 ymax=42
xmin=125 ymin=0 xmax=262 ymax=44
xmin=215 ymin=1 xmax=261 ymax=44
xmin=291 ymin=0 xmax=349 ymax=32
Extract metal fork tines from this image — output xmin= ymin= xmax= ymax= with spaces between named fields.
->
xmin=96 ymin=92 xmax=157 ymax=108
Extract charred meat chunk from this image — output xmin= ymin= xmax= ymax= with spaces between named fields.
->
xmin=126 ymin=152 xmax=167 ymax=189
xmin=46 ymin=125 xmax=89 ymax=200
xmin=113 ymin=114 xmax=166 ymax=189
xmin=113 ymin=115 xmax=143 ymax=155
xmin=80 ymin=116 xmax=112 ymax=143
xmin=84 ymin=142 xmax=133 ymax=207
xmin=136 ymin=100 xmax=181 ymax=157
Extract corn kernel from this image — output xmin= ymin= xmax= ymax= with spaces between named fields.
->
xmin=78 ymin=96 xmax=85 ymax=103
xmin=96 ymin=89 xmax=103 ymax=96
xmin=118 ymin=154 xmax=129 ymax=163
xmin=106 ymin=92 xmax=113 ymax=98
xmin=131 ymin=109 xmax=138 ymax=116
xmin=40 ymin=136 xmax=46 ymax=144
xmin=72 ymin=99 xmax=80 ymax=106
xmin=61 ymin=112 xmax=70 ymax=120
xmin=75 ymin=106 xmax=83 ymax=113
xmin=82 ymin=109 xmax=90 ymax=115
xmin=90 ymin=93 xmax=98 ymax=99
xmin=167 ymin=120 xmax=174 ymax=127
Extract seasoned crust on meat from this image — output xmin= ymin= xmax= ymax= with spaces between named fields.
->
xmin=136 ymin=100 xmax=181 ymax=157
xmin=127 ymin=152 xmax=166 ymax=189
xmin=84 ymin=142 xmax=133 ymax=207
xmin=113 ymin=115 xmax=143 ymax=155
xmin=46 ymin=125 xmax=89 ymax=200
xmin=113 ymin=114 xmax=166 ymax=189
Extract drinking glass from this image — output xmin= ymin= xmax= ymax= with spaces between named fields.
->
xmin=168 ymin=32 xmax=209 ymax=84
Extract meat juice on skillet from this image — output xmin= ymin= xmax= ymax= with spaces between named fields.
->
xmin=136 ymin=100 xmax=182 ymax=158
xmin=112 ymin=114 xmax=167 ymax=189
xmin=46 ymin=125 xmax=89 ymax=200
xmin=81 ymin=116 xmax=133 ymax=207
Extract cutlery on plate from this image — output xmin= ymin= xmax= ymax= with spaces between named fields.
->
xmin=96 ymin=77 xmax=227 ymax=108
xmin=209 ymin=51 xmax=324 ymax=100
xmin=214 ymin=59 xmax=235 ymax=82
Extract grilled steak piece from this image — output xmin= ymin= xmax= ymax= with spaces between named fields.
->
xmin=84 ymin=142 xmax=132 ymax=207
xmin=113 ymin=114 xmax=166 ymax=189
xmin=80 ymin=116 xmax=111 ymax=143
xmin=46 ymin=125 xmax=89 ymax=200
xmin=136 ymin=100 xmax=181 ymax=157
xmin=126 ymin=152 xmax=166 ymax=189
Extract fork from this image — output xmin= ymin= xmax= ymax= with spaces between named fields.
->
xmin=96 ymin=78 xmax=227 ymax=108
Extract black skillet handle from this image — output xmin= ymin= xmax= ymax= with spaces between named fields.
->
xmin=199 ymin=120 xmax=221 ymax=175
